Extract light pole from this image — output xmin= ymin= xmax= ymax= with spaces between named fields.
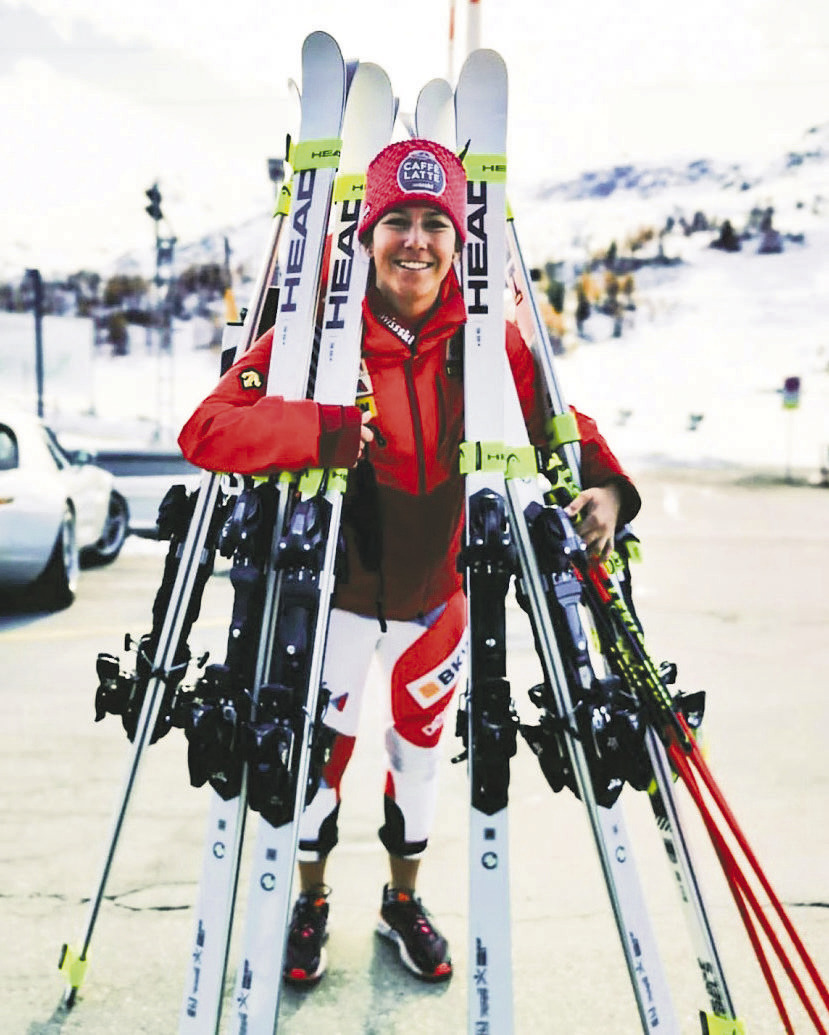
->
xmin=145 ymin=183 xmax=177 ymax=351
xmin=26 ymin=268 xmax=45 ymax=418
xmin=144 ymin=183 xmax=177 ymax=441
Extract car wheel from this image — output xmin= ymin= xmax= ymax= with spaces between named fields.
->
xmin=33 ymin=504 xmax=80 ymax=610
xmin=82 ymin=491 xmax=129 ymax=567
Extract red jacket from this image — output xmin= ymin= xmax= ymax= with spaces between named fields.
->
xmin=179 ymin=269 xmax=639 ymax=621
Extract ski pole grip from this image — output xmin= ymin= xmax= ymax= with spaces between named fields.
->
xmin=275 ymin=180 xmax=292 ymax=217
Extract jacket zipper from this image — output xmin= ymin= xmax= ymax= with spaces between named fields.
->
xmin=435 ymin=374 xmax=446 ymax=446
xmin=403 ymin=359 xmax=427 ymax=494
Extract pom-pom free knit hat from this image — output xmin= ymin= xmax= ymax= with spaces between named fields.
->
xmin=358 ymin=138 xmax=467 ymax=245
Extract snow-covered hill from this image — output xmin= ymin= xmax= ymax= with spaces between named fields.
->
xmin=536 ymin=123 xmax=829 ymax=203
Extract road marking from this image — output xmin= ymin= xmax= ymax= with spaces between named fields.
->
xmin=0 ymin=616 xmax=229 ymax=644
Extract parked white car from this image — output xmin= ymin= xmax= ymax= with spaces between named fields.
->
xmin=87 ymin=449 xmax=202 ymax=538
xmin=0 ymin=410 xmax=129 ymax=609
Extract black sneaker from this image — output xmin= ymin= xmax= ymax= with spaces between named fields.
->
xmin=283 ymin=887 xmax=329 ymax=987
xmin=376 ymin=884 xmax=452 ymax=982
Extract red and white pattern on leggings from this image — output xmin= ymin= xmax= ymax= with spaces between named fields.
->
xmin=297 ymin=591 xmax=467 ymax=863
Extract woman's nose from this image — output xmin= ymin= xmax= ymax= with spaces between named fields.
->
xmin=404 ymin=219 xmax=427 ymax=246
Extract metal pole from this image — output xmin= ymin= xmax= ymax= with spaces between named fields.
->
xmin=448 ymin=0 xmax=457 ymax=79
xmin=27 ymin=268 xmax=45 ymax=418
xmin=466 ymin=0 xmax=482 ymax=54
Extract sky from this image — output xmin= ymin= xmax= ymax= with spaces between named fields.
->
xmin=3 ymin=0 xmax=829 ymax=277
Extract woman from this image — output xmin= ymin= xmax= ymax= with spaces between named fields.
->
xmin=179 ymin=138 xmax=641 ymax=987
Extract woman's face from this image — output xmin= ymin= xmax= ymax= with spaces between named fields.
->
xmin=367 ymin=204 xmax=459 ymax=322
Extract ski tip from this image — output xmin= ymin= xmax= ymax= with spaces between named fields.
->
xmin=458 ymin=47 xmax=507 ymax=77
xmin=349 ymin=61 xmax=393 ymax=96
xmin=303 ymin=29 xmax=342 ymax=57
xmin=417 ymin=77 xmax=453 ymax=107
xmin=339 ymin=62 xmax=396 ymax=166
xmin=299 ymin=30 xmax=347 ymax=137
xmin=414 ymin=78 xmax=455 ymax=146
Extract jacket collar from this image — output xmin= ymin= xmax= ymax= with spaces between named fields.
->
xmin=362 ymin=267 xmax=466 ymax=359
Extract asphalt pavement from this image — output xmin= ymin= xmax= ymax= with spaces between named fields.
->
xmin=2 ymin=469 xmax=827 ymax=1034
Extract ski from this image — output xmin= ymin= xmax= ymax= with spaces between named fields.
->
xmin=176 ymin=31 xmax=350 ymax=1035
xmin=505 ymin=202 xmax=745 ymax=1031
xmin=452 ymin=49 xmax=517 ymax=1035
xmin=579 ymin=549 xmax=829 ymax=1032
xmin=504 ymin=446 xmax=681 ymax=1033
xmin=224 ymin=53 xmax=395 ymax=1035
xmin=425 ymin=57 xmax=671 ymax=1033
xmin=424 ymin=48 xmax=827 ymax=1034
xmin=58 ymin=151 xmax=294 ymax=1017
xmin=175 ymin=138 xmax=303 ymax=1035
xmin=506 ymin=163 xmax=829 ymax=1031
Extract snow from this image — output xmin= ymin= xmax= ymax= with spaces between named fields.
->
xmin=555 ymin=229 xmax=829 ymax=478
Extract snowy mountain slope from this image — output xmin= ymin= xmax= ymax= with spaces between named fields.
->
xmin=536 ymin=123 xmax=829 ymax=203
xmin=556 ymin=227 xmax=829 ymax=478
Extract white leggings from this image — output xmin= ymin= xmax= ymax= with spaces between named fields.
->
xmin=298 ymin=589 xmax=467 ymax=862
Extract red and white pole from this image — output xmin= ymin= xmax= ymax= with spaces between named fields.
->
xmin=447 ymin=0 xmax=457 ymax=78
xmin=466 ymin=0 xmax=482 ymax=54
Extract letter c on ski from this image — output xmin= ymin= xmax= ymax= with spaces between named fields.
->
xmin=260 ymin=872 xmax=276 ymax=892
xmin=482 ymin=852 xmax=498 ymax=870
xmin=213 ymin=841 xmax=226 ymax=859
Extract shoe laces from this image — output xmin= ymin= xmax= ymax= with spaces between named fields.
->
xmin=293 ymin=890 xmax=328 ymax=940
xmin=389 ymin=889 xmax=438 ymax=940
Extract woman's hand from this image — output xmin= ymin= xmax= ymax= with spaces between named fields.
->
xmin=358 ymin=409 xmax=375 ymax=460
xmin=564 ymin=483 xmax=622 ymax=561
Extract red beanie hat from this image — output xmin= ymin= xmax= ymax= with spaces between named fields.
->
xmin=358 ymin=138 xmax=467 ymax=244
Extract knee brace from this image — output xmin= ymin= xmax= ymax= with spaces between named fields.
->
xmin=378 ymin=729 xmax=443 ymax=858
xmin=298 ymin=793 xmax=340 ymax=861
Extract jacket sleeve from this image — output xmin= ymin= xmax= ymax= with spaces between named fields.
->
xmin=505 ymin=320 xmax=548 ymax=446
xmin=574 ymin=409 xmax=641 ymax=526
xmin=504 ymin=320 xmax=641 ymax=527
xmin=178 ymin=327 xmax=363 ymax=475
